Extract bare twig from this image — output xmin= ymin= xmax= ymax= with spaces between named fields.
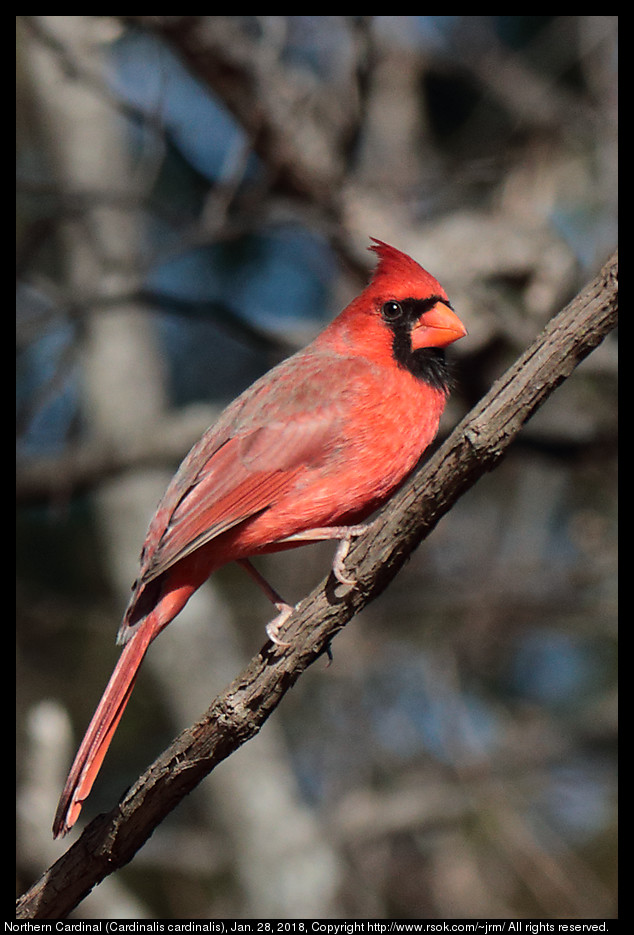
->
xmin=16 ymin=251 xmax=617 ymax=920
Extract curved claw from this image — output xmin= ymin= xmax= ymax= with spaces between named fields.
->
xmin=265 ymin=604 xmax=294 ymax=648
xmin=332 ymin=540 xmax=356 ymax=586
xmin=332 ymin=524 xmax=369 ymax=587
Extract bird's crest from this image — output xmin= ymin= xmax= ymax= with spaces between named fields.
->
xmin=368 ymin=238 xmax=446 ymax=299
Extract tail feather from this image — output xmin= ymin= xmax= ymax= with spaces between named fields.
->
xmin=52 ymin=622 xmax=155 ymax=838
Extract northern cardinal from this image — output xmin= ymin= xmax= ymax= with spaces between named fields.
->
xmin=53 ymin=238 xmax=466 ymax=837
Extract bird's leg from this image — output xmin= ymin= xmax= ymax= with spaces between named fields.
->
xmin=237 ymin=558 xmax=293 ymax=647
xmin=279 ymin=523 xmax=370 ymax=586
xmin=239 ymin=524 xmax=370 ymax=646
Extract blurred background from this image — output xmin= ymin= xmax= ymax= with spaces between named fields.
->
xmin=16 ymin=16 xmax=617 ymax=920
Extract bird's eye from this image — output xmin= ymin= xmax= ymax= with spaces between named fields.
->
xmin=382 ymin=301 xmax=403 ymax=322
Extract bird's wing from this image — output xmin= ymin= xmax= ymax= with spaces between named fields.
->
xmin=136 ymin=353 xmax=370 ymax=586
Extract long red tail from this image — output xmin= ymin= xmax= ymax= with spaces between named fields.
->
xmin=52 ymin=622 xmax=155 ymax=838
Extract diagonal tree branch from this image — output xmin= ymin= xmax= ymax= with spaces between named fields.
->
xmin=16 ymin=250 xmax=617 ymax=920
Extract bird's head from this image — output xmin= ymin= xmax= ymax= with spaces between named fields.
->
xmin=322 ymin=239 xmax=467 ymax=387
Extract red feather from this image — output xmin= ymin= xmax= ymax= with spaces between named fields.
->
xmin=53 ymin=239 xmax=466 ymax=837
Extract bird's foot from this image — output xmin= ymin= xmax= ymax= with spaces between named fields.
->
xmin=331 ymin=523 xmax=370 ymax=587
xmin=265 ymin=602 xmax=294 ymax=648
xmin=277 ymin=523 xmax=370 ymax=588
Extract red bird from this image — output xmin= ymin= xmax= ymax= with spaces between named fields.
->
xmin=53 ymin=239 xmax=466 ymax=837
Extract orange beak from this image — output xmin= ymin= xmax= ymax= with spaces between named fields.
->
xmin=411 ymin=301 xmax=467 ymax=349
